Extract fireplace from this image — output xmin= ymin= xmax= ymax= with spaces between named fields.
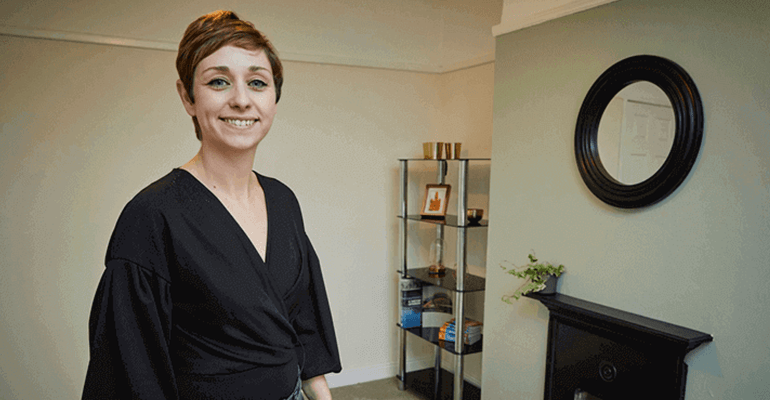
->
xmin=526 ymin=293 xmax=712 ymax=400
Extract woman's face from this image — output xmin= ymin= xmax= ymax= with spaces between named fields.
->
xmin=178 ymin=45 xmax=277 ymax=151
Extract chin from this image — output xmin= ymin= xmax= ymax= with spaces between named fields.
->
xmin=204 ymin=130 xmax=268 ymax=151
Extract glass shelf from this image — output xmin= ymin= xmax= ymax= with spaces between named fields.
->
xmin=398 ymin=158 xmax=491 ymax=162
xmin=398 ymin=325 xmax=483 ymax=355
xmin=401 ymin=267 xmax=485 ymax=292
xmin=401 ymin=368 xmax=481 ymax=400
xmin=399 ymin=215 xmax=488 ymax=228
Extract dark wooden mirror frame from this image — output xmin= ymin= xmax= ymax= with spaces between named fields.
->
xmin=575 ymin=55 xmax=704 ymax=208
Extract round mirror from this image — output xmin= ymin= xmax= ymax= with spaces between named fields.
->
xmin=597 ymin=82 xmax=675 ymax=185
xmin=575 ymin=55 xmax=703 ymax=208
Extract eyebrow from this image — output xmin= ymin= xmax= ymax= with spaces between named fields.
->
xmin=201 ymin=66 xmax=269 ymax=74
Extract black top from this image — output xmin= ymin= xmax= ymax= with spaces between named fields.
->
xmin=83 ymin=169 xmax=341 ymax=400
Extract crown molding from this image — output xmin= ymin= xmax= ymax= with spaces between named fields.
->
xmin=0 ymin=25 xmax=178 ymax=51
xmin=438 ymin=52 xmax=496 ymax=73
xmin=1 ymin=25 xmax=491 ymax=74
xmin=492 ymin=0 xmax=619 ymax=37
xmin=276 ymin=50 xmax=439 ymax=73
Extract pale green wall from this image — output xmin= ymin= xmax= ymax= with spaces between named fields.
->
xmin=483 ymin=0 xmax=769 ymax=399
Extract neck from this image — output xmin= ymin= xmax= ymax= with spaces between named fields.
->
xmin=182 ymin=144 xmax=258 ymax=200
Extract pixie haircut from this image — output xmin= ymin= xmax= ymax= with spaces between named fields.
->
xmin=176 ymin=10 xmax=284 ymax=140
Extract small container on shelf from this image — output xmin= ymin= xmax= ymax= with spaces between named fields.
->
xmin=423 ymin=142 xmax=445 ymax=159
xmin=428 ymin=237 xmax=446 ymax=277
xmin=445 ymin=142 xmax=462 ymax=159
xmin=466 ymin=208 xmax=484 ymax=225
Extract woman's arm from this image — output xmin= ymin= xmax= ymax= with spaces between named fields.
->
xmin=83 ymin=261 xmax=176 ymax=399
xmin=302 ymin=375 xmax=332 ymax=400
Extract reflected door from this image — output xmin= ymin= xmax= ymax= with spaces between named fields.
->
xmin=618 ymin=100 xmax=675 ymax=184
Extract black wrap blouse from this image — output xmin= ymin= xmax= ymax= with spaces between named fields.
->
xmin=83 ymin=169 xmax=341 ymax=399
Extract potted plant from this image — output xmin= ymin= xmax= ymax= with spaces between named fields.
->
xmin=501 ymin=253 xmax=565 ymax=304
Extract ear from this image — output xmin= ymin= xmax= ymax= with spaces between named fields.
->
xmin=176 ymin=80 xmax=196 ymax=117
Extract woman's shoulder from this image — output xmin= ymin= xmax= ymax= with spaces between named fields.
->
xmin=256 ymin=172 xmax=306 ymax=219
xmin=255 ymin=172 xmax=288 ymax=191
xmin=119 ymin=169 xmax=213 ymax=218
xmin=106 ymin=170 xmax=197 ymax=270
xmin=256 ymin=173 xmax=299 ymax=202
xmin=129 ymin=169 xmax=195 ymax=208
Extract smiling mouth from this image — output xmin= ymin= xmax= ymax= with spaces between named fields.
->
xmin=221 ymin=118 xmax=257 ymax=127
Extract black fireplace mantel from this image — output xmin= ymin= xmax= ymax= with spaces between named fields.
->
xmin=526 ymin=292 xmax=713 ymax=400
xmin=527 ymin=293 xmax=713 ymax=352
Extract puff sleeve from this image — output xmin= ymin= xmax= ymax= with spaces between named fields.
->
xmin=82 ymin=261 xmax=176 ymax=399
xmin=83 ymin=194 xmax=177 ymax=399
xmin=292 ymin=235 xmax=342 ymax=381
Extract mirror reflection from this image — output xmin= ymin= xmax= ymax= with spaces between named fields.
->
xmin=597 ymin=82 xmax=675 ymax=185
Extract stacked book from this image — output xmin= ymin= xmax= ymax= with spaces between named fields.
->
xmin=399 ymin=278 xmax=422 ymax=328
xmin=438 ymin=318 xmax=482 ymax=345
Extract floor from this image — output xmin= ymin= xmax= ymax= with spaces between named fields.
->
xmin=329 ymin=377 xmax=425 ymax=400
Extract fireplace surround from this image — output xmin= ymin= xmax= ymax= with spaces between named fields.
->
xmin=527 ymin=293 xmax=712 ymax=400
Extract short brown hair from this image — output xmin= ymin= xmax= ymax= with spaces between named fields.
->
xmin=176 ymin=10 xmax=284 ymax=139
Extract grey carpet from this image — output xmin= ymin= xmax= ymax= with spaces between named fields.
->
xmin=329 ymin=377 xmax=425 ymax=400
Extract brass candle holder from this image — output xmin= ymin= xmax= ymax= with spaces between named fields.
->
xmin=423 ymin=142 xmax=445 ymax=159
xmin=445 ymin=142 xmax=462 ymax=159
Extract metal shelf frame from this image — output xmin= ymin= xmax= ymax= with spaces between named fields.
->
xmin=397 ymin=158 xmax=489 ymax=400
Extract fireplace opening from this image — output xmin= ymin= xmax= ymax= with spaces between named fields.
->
xmin=527 ymin=293 xmax=712 ymax=400
xmin=574 ymin=389 xmax=602 ymax=400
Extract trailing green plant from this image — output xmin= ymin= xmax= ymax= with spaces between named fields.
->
xmin=501 ymin=253 xmax=564 ymax=303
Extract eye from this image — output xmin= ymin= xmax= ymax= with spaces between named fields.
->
xmin=249 ymin=79 xmax=268 ymax=90
xmin=206 ymin=78 xmax=229 ymax=89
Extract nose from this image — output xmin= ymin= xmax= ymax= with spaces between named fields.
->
xmin=229 ymin=82 xmax=251 ymax=109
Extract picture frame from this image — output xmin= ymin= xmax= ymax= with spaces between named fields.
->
xmin=421 ymin=184 xmax=451 ymax=219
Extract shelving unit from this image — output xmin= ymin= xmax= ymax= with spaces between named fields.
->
xmin=397 ymin=158 xmax=490 ymax=400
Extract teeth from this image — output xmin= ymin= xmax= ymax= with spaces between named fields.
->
xmin=223 ymin=118 xmax=256 ymax=127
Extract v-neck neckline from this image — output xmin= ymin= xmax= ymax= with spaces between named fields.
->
xmin=174 ymin=168 xmax=270 ymax=265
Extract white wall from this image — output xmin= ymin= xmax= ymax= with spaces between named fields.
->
xmin=0 ymin=36 xmax=191 ymax=399
xmin=0 ymin=22 xmax=494 ymax=400
xmin=483 ymin=0 xmax=770 ymax=399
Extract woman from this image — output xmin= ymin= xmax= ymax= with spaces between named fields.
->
xmin=83 ymin=11 xmax=341 ymax=400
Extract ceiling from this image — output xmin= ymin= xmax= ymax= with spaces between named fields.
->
xmin=0 ymin=0 xmax=504 ymax=73
xmin=1 ymin=0 xmax=616 ymax=72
